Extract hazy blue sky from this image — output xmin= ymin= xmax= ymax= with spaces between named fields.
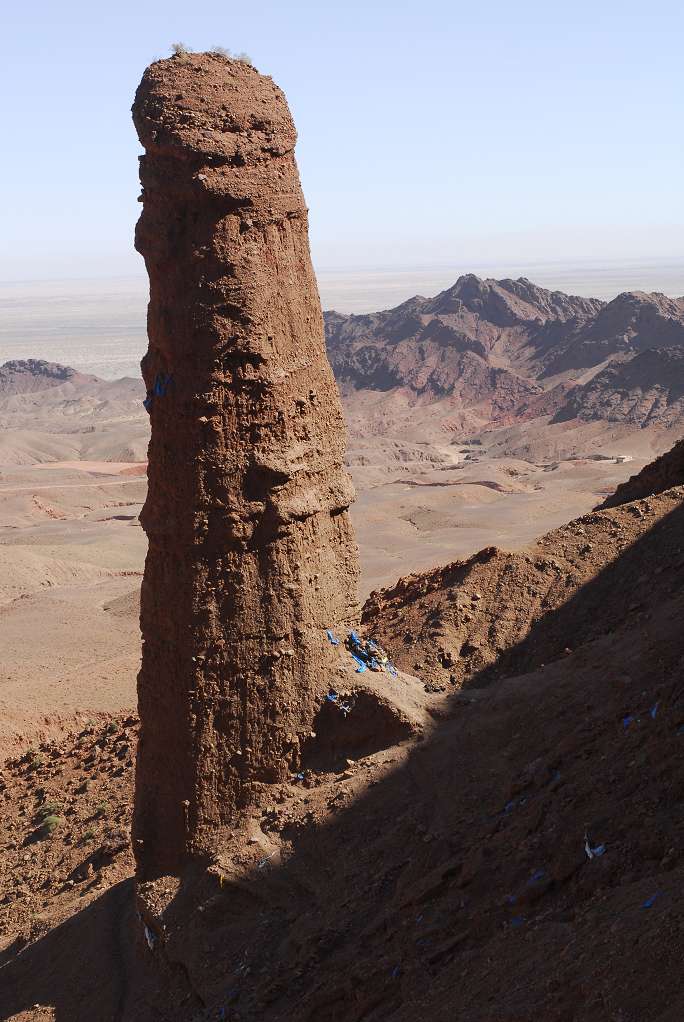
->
xmin=3 ymin=0 xmax=683 ymax=280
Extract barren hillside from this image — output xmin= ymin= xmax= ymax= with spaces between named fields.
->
xmin=2 ymin=444 xmax=683 ymax=1022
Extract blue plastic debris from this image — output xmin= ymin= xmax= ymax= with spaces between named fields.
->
xmin=326 ymin=629 xmax=340 ymax=646
xmin=584 ymin=833 xmax=606 ymax=859
xmin=511 ymin=916 xmax=525 ymax=928
xmin=387 ymin=663 xmax=398 ymax=677
xmin=153 ymin=372 xmax=173 ymax=397
xmin=295 ymin=772 xmax=305 ymax=781
xmin=143 ymin=372 xmax=173 ymax=413
xmin=529 ymin=869 xmax=546 ymax=884
xmin=650 ymin=702 xmax=659 ymax=719
xmin=503 ymin=800 xmax=516 ymax=814
xmin=641 ymin=893 xmax=660 ymax=909
xmin=326 ymin=690 xmax=339 ymax=703
xmin=623 ymin=715 xmax=635 ymax=729
xmin=391 ymin=965 xmax=401 ymax=979
xmin=350 ymin=653 xmax=367 ymax=673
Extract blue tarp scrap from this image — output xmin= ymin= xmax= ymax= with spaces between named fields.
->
xmin=143 ymin=372 xmax=173 ymax=413
xmin=623 ymin=715 xmax=635 ymax=729
xmin=153 ymin=372 xmax=173 ymax=396
xmin=650 ymin=702 xmax=659 ymax=719
xmin=350 ymin=653 xmax=367 ymax=673
xmin=528 ymin=868 xmax=546 ymax=885
xmin=326 ymin=689 xmax=352 ymax=716
xmin=584 ymin=833 xmax=606 ymax=859
xmin=326 ymin=629 xmax=340 ymax=646
xmin=344 ymin=630 xmax=396 ymax=676
xmin=641 ymin=893 xmax=661 ymax=909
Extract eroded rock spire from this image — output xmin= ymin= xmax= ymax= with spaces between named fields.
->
xmin=132 ymin=52 xmax=359 ymax=878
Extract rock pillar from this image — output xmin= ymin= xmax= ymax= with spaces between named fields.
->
xmin=131 ymin=52 xmax=359 ymax=878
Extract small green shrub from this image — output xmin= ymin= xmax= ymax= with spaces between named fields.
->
xmin=39 ymin=815 xmax=62 ymax=837
xmin=37 ymin=799 xmax=62 ymax=819
xmin=94 ymin=802 xmax=109 ymax=819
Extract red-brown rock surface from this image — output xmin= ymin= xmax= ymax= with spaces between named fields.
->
xmin=324 ymin=278 xmax=684 ymax=438
xmin=599 ymin=435 xmax=684 ymax=508
xmin=132 ymin=52 xmax=359 ymax=879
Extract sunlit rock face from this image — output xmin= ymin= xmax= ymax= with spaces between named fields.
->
xmin=132 ymin=52 xmax=359 ymax=879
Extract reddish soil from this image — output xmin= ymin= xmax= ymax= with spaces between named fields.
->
xmin=2 ymin=472 xmax=683 ymax=1021
xmin=361 ymin=485 xmax=684 ymax=693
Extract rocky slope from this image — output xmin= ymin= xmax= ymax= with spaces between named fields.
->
xmin=2 ymin=449 xmax=683 ymax=1022
xmin=599 ymin=436 xmax=684 ymax=509
xmin=361 ymin=483 xmax=683 ymax=693
xmin=132 ymin=52 xmax=359 ymax=880
xmin=554 ymin=346 xmax=684 ymax=428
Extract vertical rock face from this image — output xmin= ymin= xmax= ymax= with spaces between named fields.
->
xmin=132 ymin=53 xmax=359 ymax=879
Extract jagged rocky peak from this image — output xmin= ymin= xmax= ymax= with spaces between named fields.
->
xmin=132 ymin=52 xmax=360 ymax=880
xmin=426 ymin=274 xmax=603 ymax=324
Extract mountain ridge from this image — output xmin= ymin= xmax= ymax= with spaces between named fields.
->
xmin=324 ymin=274 xmax=684 ymax=437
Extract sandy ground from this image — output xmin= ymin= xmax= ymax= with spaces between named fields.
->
xmin=0 ymin=464 xmax=146 ymax=750
xmin=0 ymin=446 xmax=650 ymax=755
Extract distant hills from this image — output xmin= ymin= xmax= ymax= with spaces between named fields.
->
xmin=0 ymin=359 xmax=147 ymax=465
xmin=1 ymin=274 xmax=683 ymax=467
xmin=324 ymin=275 xmax=684 ymax=437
